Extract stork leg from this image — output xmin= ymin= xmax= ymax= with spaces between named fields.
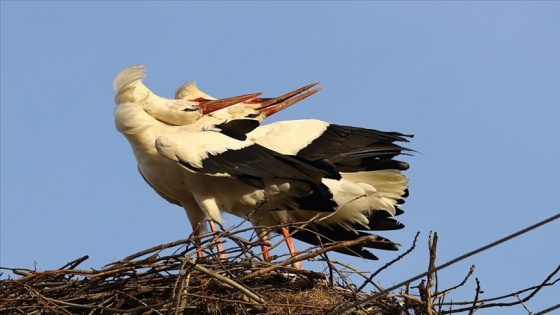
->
xmin=192 ymin=224 xmax=204 ymax=259
xmin=208 ymin=220 xmax=227 ymax=259
xmin=257 ymin=228 xmax=272 ymax=262
xmin=192 ymin=221 xmax=226 ymax=259
xmin=279 ymin=226 xmax=302 ymax=269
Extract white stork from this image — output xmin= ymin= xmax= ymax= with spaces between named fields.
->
xmin=114 ymin=65 xmax=412 ymax=266
xmin=173 ymin=79 xmax=412 ymax=262
xmin=113 ymin=65 xmax=337 ymax=261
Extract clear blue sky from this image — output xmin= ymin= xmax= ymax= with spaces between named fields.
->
xmin=1 ymin=2 xmax=559 ymax=313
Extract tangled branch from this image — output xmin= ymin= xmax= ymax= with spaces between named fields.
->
xmin=1 ymin=219 xmax=558 ymax=315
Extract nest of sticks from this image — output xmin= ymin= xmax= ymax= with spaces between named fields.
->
xmin=2 ymin=223 xmax=558 ymax=315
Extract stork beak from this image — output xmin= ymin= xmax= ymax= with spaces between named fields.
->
xmin=199 ymin=92 xmax=262 ymax=115
xmin=256 ymin=82 xmax=322 ymax=117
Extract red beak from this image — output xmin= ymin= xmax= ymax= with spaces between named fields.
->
xmin=255 ymin=82 xmax=322 ymax=117
xmin=199 ymin=92 xmax=262 ymax=115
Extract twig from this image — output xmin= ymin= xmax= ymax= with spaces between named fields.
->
xmin=190 ymin=259 xmax=265 ymax=304
xmin=239 ymin=235 xmax=385 ymax=282
xmin=515 ymin=294 xmax=532 ymax=315
xmin=441 ymin=264 xmax=560 ymax=313
xmin=2 ymin=216 xmax=558 ymax=315
xmin=422 ymin=231 xmax=437 ymax=315
xmin=356 ymin=231 xmax=420 ymax=292
xmin=58 ymin=255 xmax=90 ymax=271
xmin=433 ymin=265 xmax=475 ymax=299
xmin=328 ymin=212 xmax=560 ymax=315
xmin=467 ymin=278 xmax=482 ymax=315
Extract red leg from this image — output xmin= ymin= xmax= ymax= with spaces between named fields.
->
xmin=257 ymin=229 xmax=271 ymax=261
xmin=208 ymin=220 xmax=227 ymax=259
xmin=261 ymin=245 xmax=271 ymax=261
xmin=192 ymin=224 xmax=204 ymax=259
xmin=279 ymin=226 xmax=302 ymax=269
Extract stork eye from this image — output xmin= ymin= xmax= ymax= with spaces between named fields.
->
xmin=246 ymin=113 xmax=259 ymax=119
xmin=182 ymin=107 xmax=198 ymax=112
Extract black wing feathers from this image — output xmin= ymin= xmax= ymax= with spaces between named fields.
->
xmin=214 ymin=119 xmax=260 ymax=141
xmin=192 ymin=144 xmax=331 ymax=184
xmin=182 ymin=140 xmax=339 ymax=212
xmin=297 ymin=124 xmax=413 ymax=172
xmin=290 ymin=225 xmax=399 ymax=260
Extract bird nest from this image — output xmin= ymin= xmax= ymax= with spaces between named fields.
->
xmin=2 ymin=224 xmax=558 ymax=315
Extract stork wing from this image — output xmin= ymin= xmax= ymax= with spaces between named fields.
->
xmin=250 ymin=119 xmax=413 ymax=172
xmin=154 ymin=122 xmax=340 ymax=210
xmin=297 ymin=123 xmax=412 ymax=160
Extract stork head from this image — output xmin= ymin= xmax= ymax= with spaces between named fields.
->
xmin=175 ymin=81 xmax=216 ymax=101
xmin=175 ymin=82 xmax=322 ymax=123
xmin=113 ymin=65 xmax=260 ymax=127
xmin=145 ymin=92 xmax=263 ymax=126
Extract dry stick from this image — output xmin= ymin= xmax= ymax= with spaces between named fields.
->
xmin=399 ymin=292 xmax=424 ymax=305
xmin=3 ymin=268 xmax=33 ymax=277
xmin=316 ymin=235 xmax=338 ymax=287
xmin=467 ymin=278 xmax=482 ymax=315
xmin=38 ymin=295 xmax=171 ymax=314
xmin=434 ymin=265 xmax=475 ymax=299
xmin=322 ymin=252 xmax=335 ymax=286
xmin=89 ymin=293 xmax=120 ymax=315
xmin=328 ymin=212 xmax=560 ymax=315
xmin=187 ymin=259 xmax=265 ymax=304
xmin=116 ymin=238 xmax=192 ymax=263
xmin=239 ymin=235 xmax=384 ymax=282
xmin=17 ymin=282 xmax=73 ymax=315
xmin=171 ymin=257 xmax=197 ymax=315
xmin=117 ymin=291 xmax=165 ymax=315
xmin=433 ymin=234 xmax=441 ymax=311
xmin=324 ymin=254 xmax=357 ymax=296
xmin=440 ymin=269 xmax=558 ymax=306
xmin=58 ymin=255 xmax=89 ymax=270
xmin=515 ymin=294 xmax=532 ymax=315
xmin=194 ymin=233 xmax=262 ymax=286
xmin=357 ymin=231 xmax=420 ymax=292
xmin=331 ymin=259 xmax=385 ymax=292
xmin=435 ymin=264 xmax=475 ymax=314
xmin=440 ymin=264 xmax=560 ymax=314
xmin=423 ymin=232 xmax=438 ymax=315
xmin=404 ymin=282 xmax=411 ymax=312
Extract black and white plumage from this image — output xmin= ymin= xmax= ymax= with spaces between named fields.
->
xmin=239 ymin=119 xmax=411 ymax=259
xmin=113 ymin=65 xmax=412 ymax=263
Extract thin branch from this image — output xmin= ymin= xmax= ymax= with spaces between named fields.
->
xmin=328 ymin=212 xmax=560 ymax=315
xmin=356 ymin=231 xmax=420 ymax=292
xmin=433 ymin=265 xmax=475 ymax=299
xmin=467 ymin=278 xmax=482 ymax=315
xmin=57 ymin=255 xmax=90 ymax=271
xmin=441 ymin=264 xmax=560 ymax=314
xmin=239 ymin=235 xmax=386 ymax=282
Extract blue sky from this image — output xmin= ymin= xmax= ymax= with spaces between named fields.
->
xmin=1 ymin=2 xmax=559 ymax=313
